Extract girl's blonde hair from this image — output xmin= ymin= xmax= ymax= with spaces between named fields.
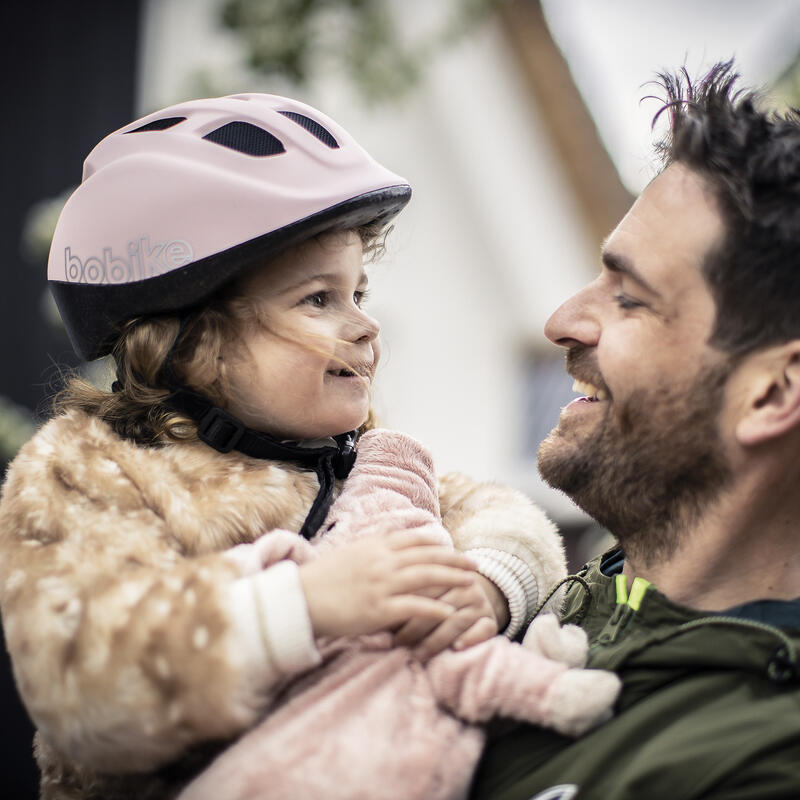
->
xmin=55 ymin=225 xmax=387 ymax=445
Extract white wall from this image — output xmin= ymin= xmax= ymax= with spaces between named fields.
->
xmin=138 ymin=0 xmax=598 ymax=520
xmin=541 ymin=0 xmax=800 ymax=194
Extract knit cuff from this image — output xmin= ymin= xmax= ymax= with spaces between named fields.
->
xmin=227 ymin=561 xmax=321 ymax=679
xmin=252 ymin=560 xmax=322 ymax=674
xmin=466 ymin=548 xmax=539 ymax=638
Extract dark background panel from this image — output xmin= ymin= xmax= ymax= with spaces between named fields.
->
xmin=1 ymin=0 xmax=141 ymax=412
xmin=1 ymin=1 xmax=141 ymax=794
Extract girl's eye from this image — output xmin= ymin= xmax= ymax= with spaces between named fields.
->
xmin=303 ymin=291 xmax=329 ymax=308
xmin=614 ymin=293 xmax=644 ymax=310
xmin=354 ymin=289 xmax=370 ymax=307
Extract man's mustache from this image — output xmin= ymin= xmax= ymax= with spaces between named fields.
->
xmin=565 ymin=346 xmax=610 ymax=397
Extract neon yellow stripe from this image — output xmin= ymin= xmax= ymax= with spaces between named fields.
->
xmin=628 ymin=577 xmax=652 ymax=611
xmin=615 ymin=573 xmax=628 ymax=605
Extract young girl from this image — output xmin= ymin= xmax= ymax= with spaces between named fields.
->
xmin=0 ymin=94 xmax=617 ymax=800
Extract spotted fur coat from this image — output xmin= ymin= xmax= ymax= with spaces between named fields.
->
xmin=0 ymin=410 xmax=565 ymax=799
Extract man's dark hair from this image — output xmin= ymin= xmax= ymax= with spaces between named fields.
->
xmin=653 ymin=60 xmax=800 ymax=356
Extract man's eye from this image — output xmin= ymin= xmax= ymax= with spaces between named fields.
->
xmin=614 ymin=293 xmax=644 ymax=310
xmin=354 ymin=289 xmax=370 ymax=307
xmin=303 ymin=291 xmax=328 ymax=308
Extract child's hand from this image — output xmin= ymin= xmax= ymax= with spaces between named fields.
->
xmin=393 ymin=574 xmax=509 ymax=660
xmin=299 ymin=530 xmax=478 ymax=639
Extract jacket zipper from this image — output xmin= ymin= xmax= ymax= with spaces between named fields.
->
xmin=594 ymin=574 xmax=651 ymax=646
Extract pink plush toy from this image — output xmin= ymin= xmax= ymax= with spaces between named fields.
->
xmin=179 ymin=430 xmax=619 ymax=800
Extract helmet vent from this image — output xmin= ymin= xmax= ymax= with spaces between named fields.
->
xmin=279 ymin=111 xmax=339 ymax=149
xmin=203 ymin=121 xmax=286 ymax=157
xmin=125 ymin=116 xmax=186 ymax=133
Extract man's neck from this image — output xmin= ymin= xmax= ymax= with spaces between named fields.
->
xmin=621 ymin=469 xmax=800 ymax=611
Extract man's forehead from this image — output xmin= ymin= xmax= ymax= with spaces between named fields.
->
xmin=604 ymin=164 xmax=726 ymax=285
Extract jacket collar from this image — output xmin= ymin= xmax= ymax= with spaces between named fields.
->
xmin=598 ymin=546 xmax=800 ymax=627
xmin=574 ymin=548 xmax=800 ymax=685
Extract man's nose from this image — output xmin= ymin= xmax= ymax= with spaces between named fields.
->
xmin=544 ymin=285 xmax=600 ymax=348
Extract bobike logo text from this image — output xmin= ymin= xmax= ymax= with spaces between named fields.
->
xmin=527 ymin=786 xmax=579 ymax=800
xmin=65 ymin=236 xmax=194 ymax=284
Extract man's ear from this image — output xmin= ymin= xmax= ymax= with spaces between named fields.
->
xmin=736 ymin=342 xmax=800 ymax=446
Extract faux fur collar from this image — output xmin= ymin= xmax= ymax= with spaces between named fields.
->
xmin=4 ymin=410 xmax=321 ymax=556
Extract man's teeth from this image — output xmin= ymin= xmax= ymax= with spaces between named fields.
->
xmin=572 ymin=379 xmax=608 ymax=401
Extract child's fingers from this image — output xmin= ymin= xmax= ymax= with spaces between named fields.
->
xmin=392 ymin=564 xmax=475 ymax=594
xmin=393 ymin=615 xmax=440 ymax=647
xmin=385 ymin=529 xmax=443 ymax=548
xmin=412 ymin=609 xmax=480 ymax=660
xmin=386 ymin=596 xmax=456 ymax=627
xmin=393 ymin=583 xmax=473 ymax=647
xmin=408 ymin=579 xmax=500 ymax=657
xmin=451 ymin=616 xmax=497 ymax=651
xmin=392 ymin=545 xmax=477 ymax=572
xmin=386 ymin=532 xmax=477 ymax=566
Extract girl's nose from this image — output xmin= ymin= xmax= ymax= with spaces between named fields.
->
xmin=348 ymin=307 xmax=380 ymax=344
xmin=544 ymin=284 xmax=601 ymax=348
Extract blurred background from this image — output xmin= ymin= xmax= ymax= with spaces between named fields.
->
xmin=2 ymin=0 xmax=799 ymax=793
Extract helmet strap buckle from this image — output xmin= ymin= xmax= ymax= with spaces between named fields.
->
xmin=196 ymin=406 xmax=245 ymax=453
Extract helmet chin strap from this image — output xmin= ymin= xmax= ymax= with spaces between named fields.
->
xmin=159 ymin=317 xmax=357 ymax=540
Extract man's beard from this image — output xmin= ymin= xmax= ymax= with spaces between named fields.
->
xmin=537 ymin=349 xmax=732 ymax=567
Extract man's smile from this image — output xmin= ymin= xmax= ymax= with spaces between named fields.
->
xmin=572 ymin=379 xmax=609 ymax=402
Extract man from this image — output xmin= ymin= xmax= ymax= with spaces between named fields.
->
xmin=470 ymin=62 xmax=800 ymax=800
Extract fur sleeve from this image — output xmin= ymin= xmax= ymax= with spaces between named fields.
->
xmin=438 ymin=473 xmax=567 ymax=614
xmin=0 ymin=416 xmax=297 ymax=772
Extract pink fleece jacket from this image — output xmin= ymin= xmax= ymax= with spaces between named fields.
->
xmin=178 ymin=430 xmax=619 ymax=800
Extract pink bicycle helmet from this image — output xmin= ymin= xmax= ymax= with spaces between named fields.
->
xmin=48 ymin=92 xmax=411 ymax=361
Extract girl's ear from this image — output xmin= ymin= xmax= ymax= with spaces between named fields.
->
xmin=736 ymin=342 xmax=800 ymax=447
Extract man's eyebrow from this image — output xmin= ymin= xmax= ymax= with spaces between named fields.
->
xmin=601 ymin=249 xmax=661 ymax=297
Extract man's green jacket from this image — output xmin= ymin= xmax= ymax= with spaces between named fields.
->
xmin=470 ymin=549 xmax=800 ymax=800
